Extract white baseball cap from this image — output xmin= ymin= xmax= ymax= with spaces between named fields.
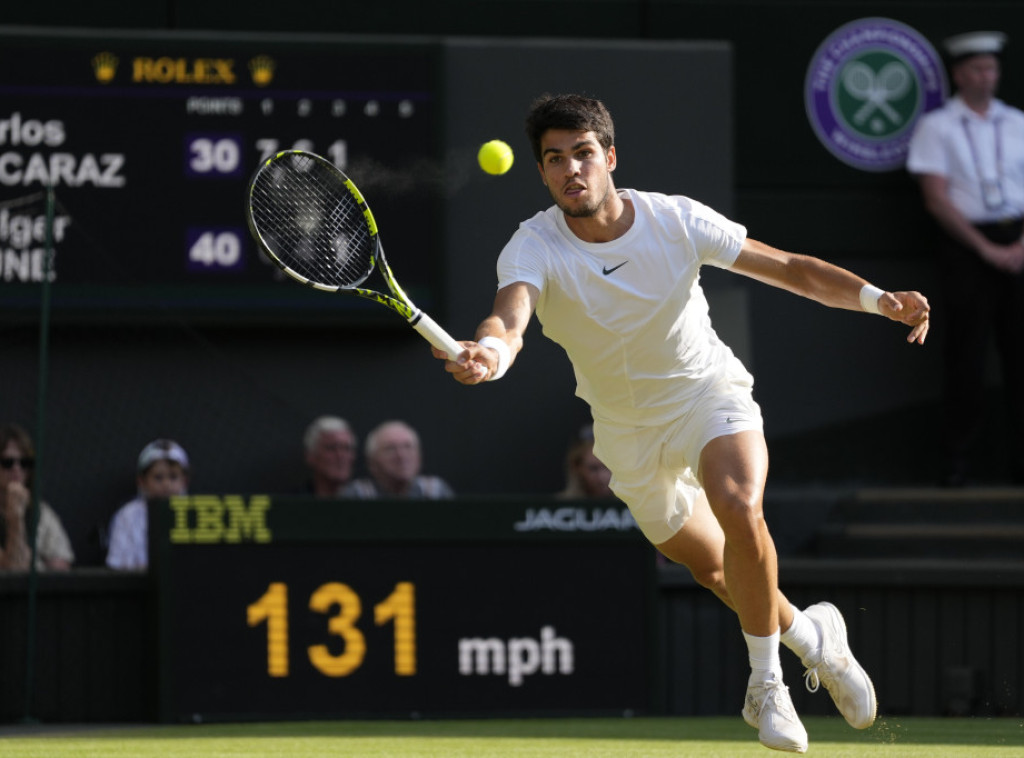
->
xmin=137 ymin=439 xmax=190 ymax=473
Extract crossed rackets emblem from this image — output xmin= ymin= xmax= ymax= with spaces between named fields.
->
xmin=841 ymin=61 xmax=911 ymax=128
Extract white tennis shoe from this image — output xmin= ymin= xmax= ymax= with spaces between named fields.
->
xmin=742 ymin=673 xmax=808 ymax=753
xmin=801 ymin=602 xmax=877 ymax=729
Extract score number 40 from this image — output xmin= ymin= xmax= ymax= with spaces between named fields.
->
xmin=247 ymin=581 xmax=416 ymax=678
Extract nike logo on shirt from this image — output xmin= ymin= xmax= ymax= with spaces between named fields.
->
xmin=602 ymin=261 xmax=629 ymax=275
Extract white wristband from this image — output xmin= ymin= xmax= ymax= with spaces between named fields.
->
xmin=859 ymin=284 xmax=885 ymax=315
xmin=478 ymin=336 xmax=510 ymax=381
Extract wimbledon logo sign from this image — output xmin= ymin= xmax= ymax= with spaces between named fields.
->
xmin=805 ymin=17 xmax=947 ymax=172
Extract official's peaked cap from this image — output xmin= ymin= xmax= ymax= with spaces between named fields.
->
xmin=944 ymin=31 xmax=1007 ymax=61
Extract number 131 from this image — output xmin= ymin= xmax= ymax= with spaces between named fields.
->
xmin=247 ymin=581 xmax=416 ymax=678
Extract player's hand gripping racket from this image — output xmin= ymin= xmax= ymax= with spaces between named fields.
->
xmin=245 ymin=150 xmax=463 ymax=358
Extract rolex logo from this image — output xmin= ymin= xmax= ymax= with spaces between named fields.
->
xmin=92 ymin=51 xmax=119 ymax=84
xmin=249 ymin=55 xmax=275 ymax=87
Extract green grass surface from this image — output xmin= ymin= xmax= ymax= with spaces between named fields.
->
xmin=0 ymin=717 xmax=1021 ymax=757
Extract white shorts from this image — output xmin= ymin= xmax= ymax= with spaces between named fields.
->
xmin=592 ymin=374 xmax=763 ymax=545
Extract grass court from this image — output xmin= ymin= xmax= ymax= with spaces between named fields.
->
xmin=1 ymin=716 xmax=1021 ymax=757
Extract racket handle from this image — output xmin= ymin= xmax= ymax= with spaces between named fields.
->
xmin=412 ymin=311 xmax=465 ymax=361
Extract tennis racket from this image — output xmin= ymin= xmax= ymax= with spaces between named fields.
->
xmin=245 ymin=149 xmax=463 ymax=358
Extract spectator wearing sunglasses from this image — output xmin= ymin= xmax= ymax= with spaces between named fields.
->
xmin=0 ymin=423 xmax=74 ymax=571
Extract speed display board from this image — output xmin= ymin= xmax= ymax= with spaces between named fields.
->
xmin=151 ymin=496 xmax=656 ymax=722
xmin=0 ymin=28 xmax=441 ymax=322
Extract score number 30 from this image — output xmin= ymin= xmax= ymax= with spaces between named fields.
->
xmin=247 ymin=582 xmax=416 ymax=678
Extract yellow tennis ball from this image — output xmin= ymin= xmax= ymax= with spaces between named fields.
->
xmin=478 ymin=139 xmax=514 ymax=175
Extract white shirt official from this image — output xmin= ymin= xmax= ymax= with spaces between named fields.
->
xmin=907 ymin=94 xmax=1024 ymax=223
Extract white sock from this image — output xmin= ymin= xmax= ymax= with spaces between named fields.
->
xmin=780 ymin=604 xmax=821 ymax=662
xmin=744 ymin=629 xmax=783 ymax=685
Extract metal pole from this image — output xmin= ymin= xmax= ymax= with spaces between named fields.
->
xmin=23 ymin=185 xmax=56 ymax=723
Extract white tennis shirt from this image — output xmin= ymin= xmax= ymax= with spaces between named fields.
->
xmin=907 ymin=95 xmax=1024 ymax=223
xmin=497 ymin=188 xmax=751 ymax=426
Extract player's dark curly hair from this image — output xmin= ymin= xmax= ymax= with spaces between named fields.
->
xmin=525 ymin=93 xmax=615 ymax=163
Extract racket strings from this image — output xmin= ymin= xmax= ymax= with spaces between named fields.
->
xmin=250 ymin=153 xmax=376 ymax=289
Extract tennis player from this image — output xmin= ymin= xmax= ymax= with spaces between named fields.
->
xmin=436 ymin=94 xmax=929 ymax=753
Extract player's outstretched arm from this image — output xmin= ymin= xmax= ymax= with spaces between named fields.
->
xmin=431 ymin=281 xmax=539 ymax=384
xmin=732 ymin=238 xmax=930 ymax=345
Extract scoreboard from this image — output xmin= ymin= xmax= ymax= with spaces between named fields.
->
xmin=0 ymin=28 xmax=442 ymax=322
xmin=151 ymin=496 xmax=656 ymax=722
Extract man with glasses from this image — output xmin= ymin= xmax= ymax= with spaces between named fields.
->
xmin=303 ymin=415 xmax=358 ymax=496
xmin=0 ymin=423 xmax=74 ymax=571
xmin=342 ymin=420 xmax=454 ymax=499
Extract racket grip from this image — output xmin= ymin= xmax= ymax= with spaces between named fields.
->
xmin=412 ymin=311 xmax=465 ymax=361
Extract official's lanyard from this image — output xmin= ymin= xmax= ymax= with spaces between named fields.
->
xmin=961 ymin=115 xmax=1007 ymax=211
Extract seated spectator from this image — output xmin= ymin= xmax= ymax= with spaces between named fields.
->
xmin=0 ymin=423 xmax=74 ymax=571
xmin=343 ymin=420 xmax=453 ymax=499
xmin=106 ymin=439 xmax=190 ymax=570
xmin=559 ymin=425 xmax=614 ymax=499
xmin=303 ymin=416 xmax=358 ymax=496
